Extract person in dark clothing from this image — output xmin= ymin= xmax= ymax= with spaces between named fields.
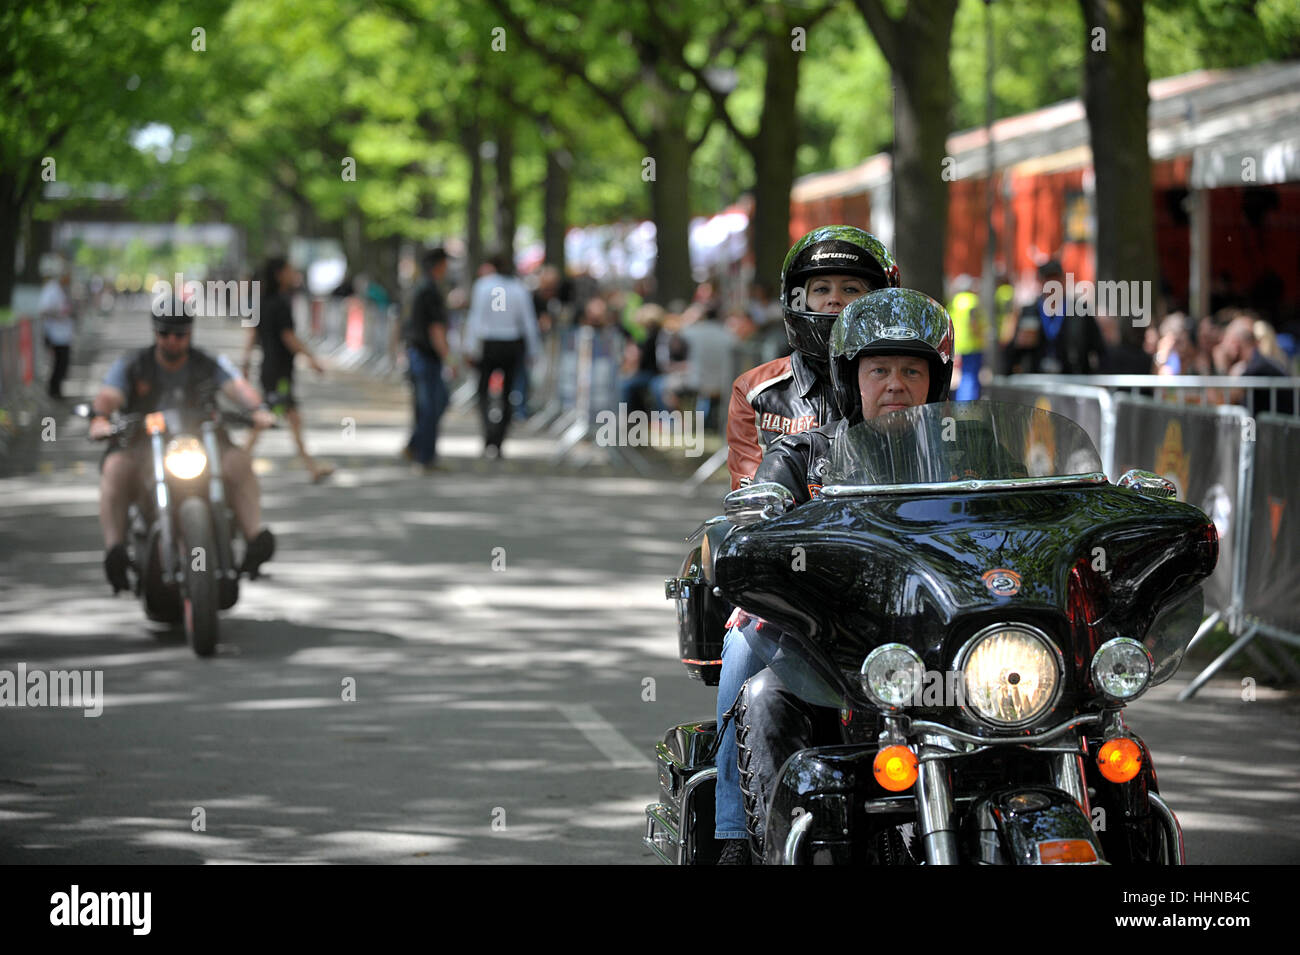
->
xmin=1004 ymin=260 xmax=1105 ymax=375
xmin=1221 ymin=316 xmax=1295 ymax=416
xmin=241 ymin=257 xmax=334 ymax=482
xmin=403 ymin=248 xmax=451 ymax=472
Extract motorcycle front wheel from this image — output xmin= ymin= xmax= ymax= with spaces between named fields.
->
xmin=177 ymin=497 xmax=220 ymax=657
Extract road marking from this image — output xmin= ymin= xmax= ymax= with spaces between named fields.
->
xmin=556 ymin=703 xmax=652 ymax=770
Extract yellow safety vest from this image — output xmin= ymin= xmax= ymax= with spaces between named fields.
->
xmin=948 ymin=291 xmax=984 ymax=355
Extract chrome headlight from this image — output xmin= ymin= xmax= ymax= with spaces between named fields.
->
xmin=860 ymin=644 xmax=924 ymax=708
xmin=164 ymin=435 xmax=208 ymax=480
xmin=1091 ymin=637 xmax=1154 ymax=701
xmin=956 ymin=624 xmax=1063 ymax=728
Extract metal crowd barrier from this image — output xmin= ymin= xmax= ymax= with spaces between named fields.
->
xmin=0 ymin=315 xmax=46 ymax=464
xmin=1009 ymin=373 xmax=1300 ymax=417
xmin=992 ymin=374 xmax=1300 ymax=698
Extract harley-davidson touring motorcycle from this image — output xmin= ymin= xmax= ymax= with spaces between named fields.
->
xmin=647 ymin=401 xmax=1217 ymax=864
xmin=80 ymin=404 xmax=257 ymax=657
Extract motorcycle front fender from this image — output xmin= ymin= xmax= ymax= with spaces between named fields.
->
xmin=968 ymin=787 xmax=1107 ymax=864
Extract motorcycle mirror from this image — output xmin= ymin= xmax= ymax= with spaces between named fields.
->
xmin=723 ymin=482 xmax=796 ymax=527
xmin=1117 ymin=469 xmax=1178 ymax=500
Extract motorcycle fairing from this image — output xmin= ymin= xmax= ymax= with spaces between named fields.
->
xmin=714 ymin=485 xmax=1217 ymax=713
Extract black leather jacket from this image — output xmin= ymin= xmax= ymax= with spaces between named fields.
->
xmin=752 ymin=420 xmax=841 ymax=506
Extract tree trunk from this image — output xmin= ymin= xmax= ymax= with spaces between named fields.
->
xmin=749 ymin=26 xmax=802 ymax=287
xmin=462 ymin=120 xmax=485 ymax=279
xmin=647 ymin=123 xmax=695 ymax=307
xmin=493 ymin=120 xmax=516 ymax=265
xmin=890 ymin=1 xmax=957 ymax=300
xmin=1081 ymin=0 xmax=1158 ymax=343
xmin=543 ymin=146 xmax=570 ymax=274
xmin=0 ymin=171 xmax=20 ymax=309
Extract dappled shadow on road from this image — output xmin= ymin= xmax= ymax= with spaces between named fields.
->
xmin=1127 ymin=685 xmax=1300 ymax=863
xmin=0 ymin=459 xmax=723 ymax=862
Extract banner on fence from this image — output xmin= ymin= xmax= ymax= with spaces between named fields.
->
xmin=1243 ymin=415 xmax=1300 ymax=633
xmin=1112 ymin=397 xmax=1247 ymax=614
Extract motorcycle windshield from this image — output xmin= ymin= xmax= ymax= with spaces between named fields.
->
xmin=825 ymin=401 xmax=1103 ymax=487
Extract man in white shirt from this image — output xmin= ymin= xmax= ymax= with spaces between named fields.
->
xmin=39 ymin=269 xmax=76 ymax=399
xmin=461 ymin=254 xmax=541 ymax=457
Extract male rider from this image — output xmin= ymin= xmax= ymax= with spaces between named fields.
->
xmin=733 ymin=288 xmax=955 ymax=856
xmin=715 ymin=227 xmax=899 ymax=864
xmin=91 ymin=312 xmax=277 ymax=593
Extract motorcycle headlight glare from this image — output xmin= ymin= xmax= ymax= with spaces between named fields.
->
xmin=957 ymin=624 xmax=1062 ymax=728
xmin=1091 ymin=638 xmax=1154 ymax=701
xmin=164 ymin=436 xmax=207 ymax=480
xmin=860 ymin=644 xmax=925 ymax=708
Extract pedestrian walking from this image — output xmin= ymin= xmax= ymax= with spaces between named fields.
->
xmin=241 ymin=256 xmax=335 ymax=482
xmin=39 ymin=266 xmax=75 ymax=400
xmin=461 ymin=253 xmax=540 ymax=458
xmin=403 ymin=248 xmax=451 ymax=472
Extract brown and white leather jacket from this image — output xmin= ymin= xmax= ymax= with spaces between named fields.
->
xmin=726 ymin=351 xmax=838 ymax=490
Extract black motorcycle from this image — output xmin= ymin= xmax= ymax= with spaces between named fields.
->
xmin=649 ymin=401 xmax=1217 ymax=864
xmin=80 ymin=405 xmax=256 ymax=657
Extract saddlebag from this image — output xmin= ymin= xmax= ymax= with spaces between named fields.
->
xmin=665 ymin=522 xmax=734 ymax=686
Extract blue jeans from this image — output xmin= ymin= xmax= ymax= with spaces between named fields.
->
xmin=407 ymin=348 xmax=449 ymax=464
xmin=714 ymin=623 xmax=766 ymax=839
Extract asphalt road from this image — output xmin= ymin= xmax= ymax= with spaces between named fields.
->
xmin=1 ymin=309 xmax=1296 ymax=864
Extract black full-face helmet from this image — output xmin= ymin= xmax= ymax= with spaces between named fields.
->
xmin=780 ymin=225 xmax=901 ymax=364
xmin=828 ymin=288 xmax=955 ymax=422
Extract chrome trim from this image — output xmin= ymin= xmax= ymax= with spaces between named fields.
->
xmin=782 ymin=810 xmax=814 ymax=865
xmin=908 ymin=712 xmax=1103 ymax=746
xmin=1117 ymin=468 xmax=1177 ymax=499
xmin=723 ymin=482 xmax=795 ymax=526
xmin=150 ymin=432 xmax=177 ymax=584
xmin=201 ymin=423 xmax=224 ymax=501
xmin=674 ymin=768 xmax=718 ymax=866
xmin=643 ymin=803 xmax=679 ymax=865
xmin=953 ymin=622 xmax=1067 ymax=730
xmin=1090 ymin=637 xmax=1155 ymax=702
xmin=1052 ymin=753 xmax=1092 ymax=818
xmin=819 ymin=472 xmax=1108 ymax=498
xmin=683 ymin=514 xmax=729 ymax=543
xmin=1149 ymin=793 xmax=1186 ymax=865
xmin=916 ymin=756 xmax=959 ymax=865
xmin=860 ymin=643 xmax=924 ymax=709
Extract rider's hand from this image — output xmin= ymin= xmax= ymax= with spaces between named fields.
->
xmin=89 ymin=417 xmax=114 ymax=441
xmin=252 ymin=408 xmax=277 ymax=430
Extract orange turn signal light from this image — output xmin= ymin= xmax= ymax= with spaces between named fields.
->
xmin=873 ymin=745 xmax=918 ymax=791
xmin=1038 ymin=839 xmax=1099 ymax=864
xmin=1097 ymin=737 xmax=1143 ymax=783
xmin=145 ymin=412 xmax=166 ymax=435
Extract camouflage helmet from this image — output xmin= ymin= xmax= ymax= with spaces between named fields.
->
xmin=828 ymin=288 xmax=955 ymax=420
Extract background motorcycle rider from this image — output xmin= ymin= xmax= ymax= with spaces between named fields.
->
xmin=734 ymin=288 xmax=955 ymax=857
xmin=90 ymin=312 xmax=277 ymax=593
xmin=715 ymin=226 xmax=899 ymax=863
